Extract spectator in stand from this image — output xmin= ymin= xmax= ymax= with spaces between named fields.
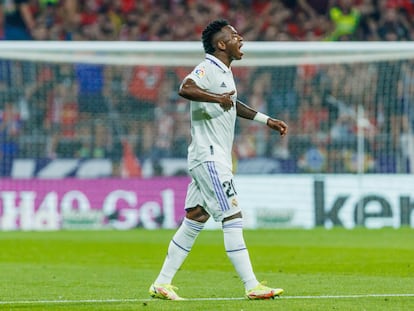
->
xmin=391 ymin=62 xmax=412 ymax=166
xmin=297 ymin=94 xmax=329 ymax=138
xmin=327 ymin=0 xmax=361 ymax=41
xmin=124 ymin=65 xmax=164 ymax=155
xmin=377 ymin=5 xmax=410 ymax=40
xmin=76 ymin=119 xmax=117 ymax=161
xmin=0 ymin=0 xmax=36 ymax=40
xmin=150 ymin=75 xmax=176 ymax=161
xmin=296 ymin=94 xmax=329 ymax=172
xmin=172 ymin=96 xmax=191 ymax=158
xmin=72 ymin=121 xmax=91 ymax=158
xmin=265 ymin=58 xmax=298 ymax=159
xmin=0 ymin=94 xmax=22 ymax=176
xmin=44 ymin=64 xmax=78 ymax=158
xmin=297 ymin=136 xmax=328 ymax=173
xmin=24 ymin=64 xmax=55 ymax=132
xmin=305 ymin=0 xmax=332 ymax=15
xmin=105 ymin=65 xmax=126 ymax=114
xmin=30 ymin=17 xmax=49 ymax=40
xmin=74 ymin=63 xmax=109 ymax=121
xmin=0 ymin=60 xmax=13 ymax=99
xmin=74 ymin=122 xmax=123 ymax=178
xmin=399 ymin=60 xmax=414 ymax=172
xmin=376 ymin=58 xmax=402 ymax=153
xmin=93 ymin=6 xmax=118 ymax=41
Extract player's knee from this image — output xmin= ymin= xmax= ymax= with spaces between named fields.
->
xmin=186 ymin=205 xmax=210 ymax=223
xmin=223 ymin=211 xmax=242 ymax=223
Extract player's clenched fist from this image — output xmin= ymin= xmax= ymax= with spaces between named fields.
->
xmin=267 ymin=118 xmax=288 ymax=136
xmin=219 ymin=90 xmax=235 ymax=111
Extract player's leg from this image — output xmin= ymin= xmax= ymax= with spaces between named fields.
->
xmin=149 ymin=214 xmax=207 ymax=300
xmin=189 ymin=162 xmax=257 ymax=290
xmin=153 ymin=213 xmax=207 ymax=284
xmin=199 ymin=161 xmax=284 ymax=299
xmin=189 ymin=162 xmax=264 ymax=295
xmin=222 ymin=212 xmax=258 ymax=290
xmin=192 ymin=162 xmax=259 ymax=290
xmin=222 ymin=213 xmax=284 ymax=299
xmin=150 ymin=180 xmax=208 ymax=300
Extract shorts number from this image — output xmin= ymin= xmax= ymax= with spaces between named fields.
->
xmin=222 ymin=180 xmax=237 ymax=198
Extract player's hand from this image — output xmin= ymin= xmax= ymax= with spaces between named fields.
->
xmin=219 ymin=90 xmax=235 ymax=111
xmin=267 ymin=118 xmax=288 ymax=136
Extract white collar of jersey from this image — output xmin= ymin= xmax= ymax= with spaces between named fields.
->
xmin=205 ymin=54 xmax=230 ymax=73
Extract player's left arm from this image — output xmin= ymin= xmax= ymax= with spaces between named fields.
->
xmin=236 ymin=100 xmax=288 ymax=136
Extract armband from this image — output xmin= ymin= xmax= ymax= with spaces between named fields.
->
xmin=253 ymin=112 xmax=269 ymax=124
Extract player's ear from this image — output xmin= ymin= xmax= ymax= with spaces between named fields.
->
xmin=217 ymin=39 xmax=226 ymax=51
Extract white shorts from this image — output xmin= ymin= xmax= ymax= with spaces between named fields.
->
xmin=185 ymin=161 xmax=241 ymax=222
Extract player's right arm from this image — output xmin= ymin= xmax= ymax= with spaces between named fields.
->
xmin=178 ymin=78 xmax=235 ymax=111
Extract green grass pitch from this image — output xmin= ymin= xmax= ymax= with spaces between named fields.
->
xmin=1 ymin=228 xmax=413 ymax=310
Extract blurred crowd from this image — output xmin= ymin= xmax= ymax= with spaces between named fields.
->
xmin=1 ymin=0 xmax=414 ymax=41
xmin=1 ymin=0 xmax=414 ymax=176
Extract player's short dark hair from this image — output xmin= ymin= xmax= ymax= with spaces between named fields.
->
xmin=202 ymin=19 xmax=229 ymax=54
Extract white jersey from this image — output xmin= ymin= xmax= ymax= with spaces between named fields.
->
xmin=184 ymin=54 xmax=237 ymax=170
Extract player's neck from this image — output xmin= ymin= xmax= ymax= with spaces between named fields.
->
xmin=213 ymin=52 xmax=232 ymax=68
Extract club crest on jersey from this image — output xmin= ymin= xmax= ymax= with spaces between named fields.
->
xmin=194 ymin=67 xmax=205 ymax=78
xmin=232 ymin=198 xmax=238 ymax=207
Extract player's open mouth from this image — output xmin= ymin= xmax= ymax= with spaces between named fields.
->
xmin=239 ymin=43 xmax=244 ymax=56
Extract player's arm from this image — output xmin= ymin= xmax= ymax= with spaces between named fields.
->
xmin=178 ymin=78 xmax=235 ymax=111
xmin=236 ymin=100 xmax=288 ymax=136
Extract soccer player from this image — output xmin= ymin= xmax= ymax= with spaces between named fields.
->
xmin=149 ymin=19 xmax=288 ymax=300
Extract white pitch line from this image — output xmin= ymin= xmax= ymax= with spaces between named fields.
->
xmin=1 ymin=294 xmax=413 ymax=305
xmin=282 ymin=294 xmax=414 ymax=299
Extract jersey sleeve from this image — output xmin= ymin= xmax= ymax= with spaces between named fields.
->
xmin=186 ymin=64 xmax=211 ymax=90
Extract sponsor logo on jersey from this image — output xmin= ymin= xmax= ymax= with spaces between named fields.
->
xmin=194 ymin=67 xmax=205 ymax=78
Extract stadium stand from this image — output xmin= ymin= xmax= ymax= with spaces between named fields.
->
xmin=1 ymin=0 xmax=414 ymax=176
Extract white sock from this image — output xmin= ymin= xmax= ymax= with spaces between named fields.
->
xmin=222 ymin=218 xmax=259 ymax=291
xmin=155 ymin=217 xmax=204 ymax=284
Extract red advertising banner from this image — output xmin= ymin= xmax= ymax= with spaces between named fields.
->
xmin=0 ymin=177 xmax=190 ymax=230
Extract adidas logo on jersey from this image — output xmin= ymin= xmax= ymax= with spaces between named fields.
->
xmin=220 ymin=82 xmax=227 ymax=88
